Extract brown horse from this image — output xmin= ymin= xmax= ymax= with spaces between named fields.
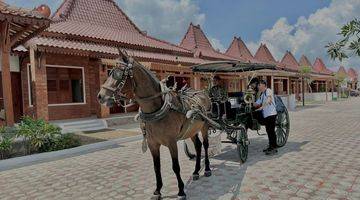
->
xmin=97 ymin=50 xmax=212 ymax=200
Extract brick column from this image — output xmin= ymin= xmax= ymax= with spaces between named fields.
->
xmin=0 ymin=21 xmax=14 ymax=125
xmin=97 ymin=64 xmax=110 ymax=118
xmin=29 ymin=48 xmax=49 ymax=120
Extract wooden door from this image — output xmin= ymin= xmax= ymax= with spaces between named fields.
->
xmin=0 ymin=72 xmax=23 ymax=122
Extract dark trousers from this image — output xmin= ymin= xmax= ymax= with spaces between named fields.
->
xmin=253 ymin=111 xmax=277 ymax=148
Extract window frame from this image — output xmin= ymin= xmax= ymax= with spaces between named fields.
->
xmin=27 ymin=64 xmax=87 ymax=107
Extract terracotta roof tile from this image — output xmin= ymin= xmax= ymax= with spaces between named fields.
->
xmin=0 ymin=1 xmax=48 ymax=20
xmin=348 ymin=68 xmax=358 ymax=81
xmin=313 ymin=57 xmax=333 ymax=75
xmin=179 ymin=23 xmax=236 ymax=60
xmin=47 ymin=21 xmax=189 ymax=53
xmin=254 ymin=44 xmax=278 ymax=65
xmin=225 ymin=37 xmax=255 ymax=62
xmin=43 ymin=0 xmax=190 ymax=54
xmin=280 ymin=51 xmax=299 ymax=71
xmin=27 ymin=37 xmax=204 ymax=65
xmin=298 ymin=55 xmax=317 ymax=73
xmin=180 ymin=23 xmax=213 ymax=50
xmin=298 ymin=55 xmax=312 ymax=67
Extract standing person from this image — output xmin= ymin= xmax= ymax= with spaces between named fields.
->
xmin=254 ymin=80 xmax=278 ymax=155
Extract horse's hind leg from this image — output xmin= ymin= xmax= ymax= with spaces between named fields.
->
xmin=201 ymin=125 xmax=212 ymax=177
xmin=191 ymin=134 xmax=202 ymax=180
xmin=149 ymin=142 xmax=162 ymax=199
xmin=168 ymin=141 xmax=186 ymax=199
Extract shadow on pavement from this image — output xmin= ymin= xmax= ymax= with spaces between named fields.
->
xmin=184 ymin=137 xmax=309 ymax=200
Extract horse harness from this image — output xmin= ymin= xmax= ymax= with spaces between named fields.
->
xmin=104 ymin=59 xmax=206 ymax=123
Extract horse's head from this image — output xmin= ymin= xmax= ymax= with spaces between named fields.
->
xmin=97 ymin=49 xmax=135 ymax=107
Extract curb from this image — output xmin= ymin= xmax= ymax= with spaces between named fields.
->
xmin=0 ymin=135 xmax=143 ymax=172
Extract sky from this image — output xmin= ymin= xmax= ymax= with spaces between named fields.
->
xmin=6 ymin=0 xmax=360 ymax=71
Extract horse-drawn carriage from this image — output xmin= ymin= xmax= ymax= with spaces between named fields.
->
xmin=184 ymin=61 xmax=290 ymax=163
xmin=98 ymin=50 xmax=290 ymax=199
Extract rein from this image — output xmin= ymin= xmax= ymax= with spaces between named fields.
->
xmin=105 ymin=59 xmax=171 ymax=122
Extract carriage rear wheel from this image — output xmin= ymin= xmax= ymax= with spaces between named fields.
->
xmin=236 ymin=127 xmax=248 ymax=164
xmin=275 ymin=110 xmax=290 ymax=147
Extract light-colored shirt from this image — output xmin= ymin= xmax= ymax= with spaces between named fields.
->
xmin=255 ymin=88 xmax=277 ymax=118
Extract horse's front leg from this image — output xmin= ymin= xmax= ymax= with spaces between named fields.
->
xmin=168 ymin=141 xmax=186 ymax=199
xmin=149 ymin=143 xmax=162 ymax=199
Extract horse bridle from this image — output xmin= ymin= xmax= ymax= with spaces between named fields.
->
xmin=101 ymin=59 xmax=136 ymax=107
xmin=103 ymin=59 xmax=166 ymax=108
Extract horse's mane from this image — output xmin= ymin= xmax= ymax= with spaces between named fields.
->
xmin=135 ymin=60 xmax=161 ymax=90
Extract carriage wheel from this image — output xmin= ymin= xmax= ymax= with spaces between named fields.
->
xmin=183 ymin=139 xmax=196 ymax=160
xmin=275 ymin=110 xmax=290 ymax=147
xmin=236 ymin=127 xmax=248 ymax=164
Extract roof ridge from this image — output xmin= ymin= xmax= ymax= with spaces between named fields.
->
xmin=280 ymin=51 xmax=299 ymax=67
xmin=51 ymin=0 xmax=75 ymax=22
xmin=107 ymin=0 xmax=144 ymax=35
xmin=195 ymin=24 xmax=213 ymax=50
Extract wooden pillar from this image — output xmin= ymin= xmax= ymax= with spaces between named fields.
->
xmin=295 ymin=79 xmax=300 ymax=100
xmin=29 ymin=48 xmax=49 ymax=120
xmin=97 ymin=63 xmax=110 ymax=118
xmin=316 ymin=82 xmax=319 ymax=93
xmin=331 ymin=80 xmax=334 ymax=100
xmin=287 ymin=78 xmax=290 ymax=95
xmin=0 ymin=21 xmax=15 ymax=125
xmin=193 ymin=76 xmax=201 ymax=90
xmin=271 ymin=76 xmax=274 ymax=91
xmin=325 ymin=81 xmax=328 ymax=101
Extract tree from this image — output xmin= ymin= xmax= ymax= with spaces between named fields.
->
xmin=334 ymin=73 xmax=347 ymax=98
xmin=326 ymin=18 xmax=360 ymax=61
xmin=299 ymin=66 xmax=313 ymax=106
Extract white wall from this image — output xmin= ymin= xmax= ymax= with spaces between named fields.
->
xmin=279 ymin=94 xmax=296 ymax=111
xmin=0 ymin=54 xmax=20 ymax=72
xmin=300 ymin=92 xmax=337 ymax=102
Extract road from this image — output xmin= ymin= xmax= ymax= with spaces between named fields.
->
xmin=0 ymin=98 xmax=359 ymax=200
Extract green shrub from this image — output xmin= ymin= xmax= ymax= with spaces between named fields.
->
xmin=16 ymin=116 xmax=62 ymax=154
xmin=0 ymin=126 xmax=16 ymax=159
xmin=39 ymin=133 xmax=81 ymax=152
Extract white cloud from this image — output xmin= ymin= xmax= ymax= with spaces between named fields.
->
xmin=247 ymin=0 xmax=360 ymax=70
xmin=117 ymin=0 xmax=205 ymax=44
xmin=209 ymin=37 xmax=226 ymax=52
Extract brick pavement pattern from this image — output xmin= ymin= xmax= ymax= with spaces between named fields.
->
xmin=1 ymin=98 xmax=360 ymax=200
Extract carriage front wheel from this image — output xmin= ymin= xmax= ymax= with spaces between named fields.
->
xmin=275 ymin=110 xmax=290 ymax=147
xmin=235 ymin=127 xmax=248 ymax=164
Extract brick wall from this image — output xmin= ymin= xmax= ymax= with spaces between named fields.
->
xmin=21 ymin=53 xmax=102 ymax=121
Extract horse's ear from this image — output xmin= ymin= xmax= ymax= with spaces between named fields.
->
xmin=118 ymin=48 xmax=129 ymax=63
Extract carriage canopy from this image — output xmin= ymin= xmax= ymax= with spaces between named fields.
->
xmin=191 ymin=61 xmax=276 ymax=73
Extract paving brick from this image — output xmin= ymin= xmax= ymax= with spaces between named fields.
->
xmin=0 ymin=98 xmax=360 ymax=199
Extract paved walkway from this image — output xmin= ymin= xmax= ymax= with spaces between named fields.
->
xmin=1 ymin=98 xmax=360 ymax=200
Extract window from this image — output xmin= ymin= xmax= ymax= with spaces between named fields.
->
xmin=46 ymin=66 xmax=85 ymax=105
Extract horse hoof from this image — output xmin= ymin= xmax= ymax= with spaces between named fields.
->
xmin=151 ymin=191 xmax=162 ymax=200
xmin=204 ymin=170 xmax=212 ymax=177
xmin=151 ymin=194 xmax=161 ymax=200
xmin=178 ymin=195 xmax=187 ymax=200
xmin=192 ymin=174 xmax=200 ymax=181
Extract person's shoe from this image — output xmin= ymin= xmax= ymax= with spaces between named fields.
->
xmin=263 ymin=146 xmax=271 ymax=152
xmin=265 ymin=148 xmax=278 ymax=155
